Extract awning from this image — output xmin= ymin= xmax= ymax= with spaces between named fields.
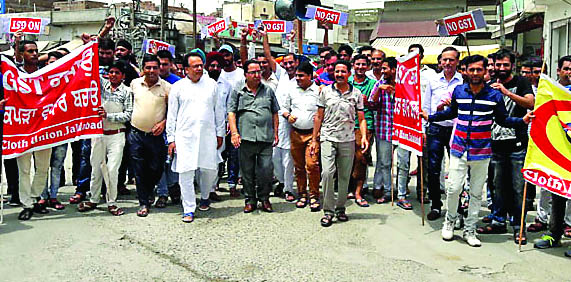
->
xmin=371 ymin=36 xmax=457 ymax=48
xmin=372 ymin=43 xmax=500 ymax=65
xmin=371 ymin=21 xmax=441 ymax=41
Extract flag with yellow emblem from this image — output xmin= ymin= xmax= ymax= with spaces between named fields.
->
xmin=522 ymin=74 xmax=571 ymax=199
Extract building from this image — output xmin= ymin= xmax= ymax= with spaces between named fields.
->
xmin=4 ymin=0 xmax=57 ymax=13
xmin=53 ymin=1 xmax=105 ymax=11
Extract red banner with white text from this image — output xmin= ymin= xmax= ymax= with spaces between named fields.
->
xmin=2 ymin=41 xmax=102 ymax=159
xmin=393 ymin=51 xmax=423 ymax=156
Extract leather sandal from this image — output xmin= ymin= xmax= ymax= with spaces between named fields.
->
xmin=320 ymin=214 xmax=333 ymax=227
xmin=108 ymin=205 xmax=124 ymax=216
xmin=309 ymin=197 xmax=321 ymax=212
xmin=18 ymin=208 xmax=33 ymax=220
xmin=296 ymin=196 xmax=308 ymax=208
xmin=77 ymin=202 xmax=97 ymax=212
xmin=137 ymin=206 xmax=149 ymax=217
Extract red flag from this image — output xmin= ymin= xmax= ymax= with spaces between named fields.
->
xmin=393 ymin=51 xmax=423 ymax=155
xmin=2 ymin=41 xmax=103 ymax=159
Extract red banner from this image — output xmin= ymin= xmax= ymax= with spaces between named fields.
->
xmin=1 ymin=41 xmax=103 ymax=159
xmin=9 ymin=17 xmax=43 ymax=34
xmin=523 ymin=169 xmax=571 ymax=200
xmin=314 ymin=7 xmax=342 ymax=24
xmin=443 ymin=13 xmax=476 ymax=36
xmin=393 ymin=51 xmax=423 ymax=156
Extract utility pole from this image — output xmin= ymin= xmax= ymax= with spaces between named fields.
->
xmin=193 ymin=0 xmax=197 ymax=48
xmin=161 ymin=0 xmax=168 ymax=41
xmin=498 ymin=0 xmax=506 ymax=48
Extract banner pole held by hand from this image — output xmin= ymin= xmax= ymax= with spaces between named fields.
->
xmin=518 ymin=182 xmax=528 ymax=252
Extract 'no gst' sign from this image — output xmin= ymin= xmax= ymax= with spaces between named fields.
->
xmin=443 ymin=14 xmax=476 ymax=35
xmin=9 ymin=17 xmax=43 ymax=34
xmin=305 ymin=5 xmax=348 ymax=26
xmin=254 ymin=20 xmax=293 ymax=33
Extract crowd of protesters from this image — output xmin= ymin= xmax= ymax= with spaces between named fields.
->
xmin=2 ymin=17 xmax=570 ymax=257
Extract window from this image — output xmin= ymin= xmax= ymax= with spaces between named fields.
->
xmin=359 ymin=29 xmax=373 ymax=43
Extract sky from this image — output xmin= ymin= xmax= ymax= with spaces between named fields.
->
xmin=100 ymin=0 xmax=385 ymax=14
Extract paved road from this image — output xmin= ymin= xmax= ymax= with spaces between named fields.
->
xmin=1 ymin=174 xmax=569 ymax=282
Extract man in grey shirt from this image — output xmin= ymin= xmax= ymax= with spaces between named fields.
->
xmin=228 ymin=60 xmax=280 ymax=213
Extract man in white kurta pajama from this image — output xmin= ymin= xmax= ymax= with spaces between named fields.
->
xmin=167 ymin=52 xmax=225 ymax=222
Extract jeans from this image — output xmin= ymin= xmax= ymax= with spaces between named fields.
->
xmin=42 ymin=144 xmax=68 ymax=199
xmin=446 ymin=152 xmax=490 ymax=232
xmin=426 ymin=124 xmax=452 ymax=211
xmin=156 ymin=157 xmax=179 ymax=197
xmin=321 ymin=140 xmax=355 ymax=215
xmin=550 ymin=194 xmax=569 ymax=239
xmin=240 ymin=141 xmax=273 ymax=205
xmin=118 ymin=124 xmax=134 ymax=187
xmin=129 ymin=129 xmax=167 ymax=207
xmin=5 ymin=158 xmax=19 ymax=202
xmin=491 ymin=143 xmax=528 ymax=227
xmin=373 ymin=137 xmax=393 ymax=194
xmin=225 ymin=135 xmax=240 ymax=186
xmin=75 ymin=139 xmax=92 ymax=195
xmin=71 ymin=141 xmax=82 ymax=185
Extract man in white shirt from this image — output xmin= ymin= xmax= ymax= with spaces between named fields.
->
xmin=167 ymin=52 xmax=225 ymax=223
xmin=261 ymin=27 xmax=296 ymax=201
xmin=422 ymin=47 xmax=463 ymax=220
xmin=365 ymin=49 xmax=385 ymax=81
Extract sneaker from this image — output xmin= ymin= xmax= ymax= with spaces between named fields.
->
xmin=534 ymin=234 xmax=561 ymax=249
xmin=442 ymin=219 xmax=455 ymax=241
xmin=198 ymin=199 xmax=210 ymax=211
xmin=463 ymin=230 xmax=481 ymax=247
xmin=427 ymin=209 xmax=441 ymax=221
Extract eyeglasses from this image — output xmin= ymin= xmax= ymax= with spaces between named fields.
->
xmin=247 ymin=70 xmax=262 ymax=75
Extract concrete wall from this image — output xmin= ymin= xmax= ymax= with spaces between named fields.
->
xmin=541 ymin=1 xmax=571 ymax=77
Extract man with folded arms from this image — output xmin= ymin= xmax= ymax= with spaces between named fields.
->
xmin=282 ymin=61 xmax=321 ymax=211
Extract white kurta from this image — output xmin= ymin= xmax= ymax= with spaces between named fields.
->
xmin=166 ymin=75 xmax=225 ymax=173
xmin=274 ymin=65 xmax=297 ymax=149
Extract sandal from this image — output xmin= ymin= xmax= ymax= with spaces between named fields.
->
xmin=77 ymin=202 xmax=97 ymax=212
xmin=476 ymin=223 xmax=507 ymax=234
xmin=48 ymin=199 xmax=65 ymax=210
xmin=320 ymin=214 xmax=333 ymax=227
xmin=108 ymin=205 xmax=124 ymax=216
xmin=527 ymin=219 xmax=548 ymax=232
xmin=397 ymin=199 xmax=412 ymax=210
xmin=564 ymin=225 xmax=571 ymax=238
xmin=69 ymin=193 xmax=84 ymax=204
xmin=309 ymin=197 xmax=321 ymax=212
xmin=336 ymin=212 xmax=349 ymax=222
xmin=376 ymin=195 xmax=390 ymax=204
xmin=347 ymin=192 xmax=355 ymax=200
xmin=284 ymin=191 xmax=296 ymax=202
xmin=182 ymin=212 xmax=194 ymax=223
xmin=514 ymin=229 xmax=527 ymax=245
xmin=296 ymin=196 xmax=308 ymax=208
xmin=137 ymin=206 xmax=149 ymax=217
xmin=18 ymin=208 xmax=33 ymax=220
xmin=355 ymin=198 xmax=369 ymax=207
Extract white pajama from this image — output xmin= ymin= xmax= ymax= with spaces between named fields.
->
xmin=180 ymin=169 xmax=218 ymax=214
xmin=445 ymin=152 xmax=489 ymax=232
xmin=273 ymin=147 xmax=294 ymax=193
xmin=89 ymin=132 xmax=126 ymax=206
xmin=18 ymin=149 xmax=52 ymax=209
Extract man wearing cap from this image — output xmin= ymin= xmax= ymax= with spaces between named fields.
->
xmin=218 ymin=43 xmax=244 ymax=197
xmin=167 ymin=51 xmax=225 ymax=222
xmin=114 ymin=39 xmax=140 ymax=86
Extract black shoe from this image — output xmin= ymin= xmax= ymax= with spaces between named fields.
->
xmin=9 ymin=199 xmax=22 ymax=207
xmin=32 ymin=203 xmax=49 ymax=214
xmin=427 ymin=209 xmax=441 ymax=221
xmin=18 ymin=208 xmax=33 ymax=220
xmin=274 ymin=183 xmax=284 ymax=198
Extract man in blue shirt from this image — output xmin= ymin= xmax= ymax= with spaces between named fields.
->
xmin=157 ymin=50 xmax=182 ymax=84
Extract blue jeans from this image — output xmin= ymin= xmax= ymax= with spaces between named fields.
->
xmin=426 ymin=124 xmax=452 ymax=211
xmin=491 ymin=141 xmax=528 ymax=226
xmin=225 ymin=135 xmax=240 ymax=186
xmin=42 ymin=144 xmax=68 ymax=199
xmin=75 ymin=139 xmax=92 ymax=195
xmin=156 ymin=159 xmax=179 ymax=197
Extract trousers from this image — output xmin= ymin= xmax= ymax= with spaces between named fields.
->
xmin=321 ymin=140 xmax=355 ymax=215
xmin=179 ymin=169 xmax=218 ymax=214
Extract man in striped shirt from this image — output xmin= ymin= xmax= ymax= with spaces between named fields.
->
xmin=421 ymin=55 xmax=532 ymax=247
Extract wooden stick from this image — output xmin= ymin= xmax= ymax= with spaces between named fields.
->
xmin=297 ymin=19 xmax=303 ymax=56
xmin=518 ymin=182 xmax=528 ymax=252
xmin=420 ymin=156 xmax=425 ymax=226
xmin=464 ymin=33 xmax=471 ymax=56
xmin=391 ymin=147 xmax=395 ymax=206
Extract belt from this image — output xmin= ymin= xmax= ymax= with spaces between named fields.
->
xmin=131 ymin=126 xmax=155 ymax=136
xmin=103 ymin=128 xmax=127 ymax=135
xmin=292 ymin=127 xmax=313 ymax=134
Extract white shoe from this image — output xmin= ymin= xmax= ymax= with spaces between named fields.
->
xmin=442 ymin=219 xmax=455 ymax=241
xmin=463 ymin=230 xmax=481 ymax=247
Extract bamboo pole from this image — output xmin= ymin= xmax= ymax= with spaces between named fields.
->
xmin=518 ymin=182 xmax=528 ymax=252
xmin=420 ymin=156 xmax=425 ymax=226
